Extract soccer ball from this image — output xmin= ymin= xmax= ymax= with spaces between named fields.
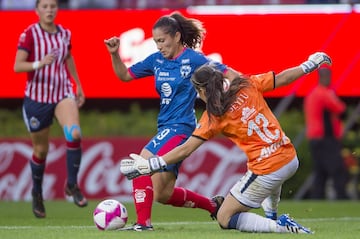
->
xmin=93 ymin=199 xmax=128 ymax=230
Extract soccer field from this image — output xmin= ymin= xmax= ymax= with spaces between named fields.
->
xmin=0 ymin=200 xmax=359 ymax=239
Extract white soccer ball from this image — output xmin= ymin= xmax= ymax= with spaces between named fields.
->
xmin=93 ymin=199 xmax=128 ymax=230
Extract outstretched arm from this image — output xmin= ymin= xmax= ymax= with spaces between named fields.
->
xmin=162 ymin=136 xmax=205 ymax=164
xmin=275 ymin=52 xmax=331 ymax=88
xmin=120 ymin=136 xmax=205 ymax=179
xmin=274 ymin=66 xmax=304 ymax=88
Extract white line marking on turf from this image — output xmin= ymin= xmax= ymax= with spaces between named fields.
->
xmin=1 ymin=217 xmax=360 ymax=230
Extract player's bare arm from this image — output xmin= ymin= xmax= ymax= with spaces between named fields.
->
xmin=104 ymin=37 xmax=133 ymax=82
xmin=14 ymin=49 xmax=57 ymax=73
xmin=162 ymin=136 xmax=204 ymax=165
xmin=275 ymin=52 xmax=331 ymax=89
xmin=274 ymin=66 xmax=304 ymax=88
xmin=120 ymin=136 xmax=205 ymax=179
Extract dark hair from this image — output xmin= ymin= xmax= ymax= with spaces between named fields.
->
xmin=191 ymin=65 xmax=249 ymax=118
xmin=36 ymin=0 xmax=58 ymax=8
xmin=153 ymin=11 xmax=205 ymax=49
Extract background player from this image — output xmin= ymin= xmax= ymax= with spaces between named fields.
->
xmin=14 ymin=0 xmax=87 ymax=218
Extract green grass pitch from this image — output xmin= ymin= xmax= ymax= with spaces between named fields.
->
xmin=0 ymin=200 xmax=359 ymax=239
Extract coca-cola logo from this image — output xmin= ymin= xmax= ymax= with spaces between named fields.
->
xmin=0 ymin=138 xmax=247 ymax=201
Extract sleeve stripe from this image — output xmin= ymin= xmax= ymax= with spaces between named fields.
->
xmin=272 ymin=71 xmax=276 ymax=90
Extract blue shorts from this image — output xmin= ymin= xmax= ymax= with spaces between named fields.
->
xmin=144 ymin=124 xmax=194 ymax=177
xmin=22 ymin=97 xmax=57 ymax=132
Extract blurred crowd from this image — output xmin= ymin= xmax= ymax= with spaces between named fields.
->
xmin=1 ymin=0 xmax=359 ymax=10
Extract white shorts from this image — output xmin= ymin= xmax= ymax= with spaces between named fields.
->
xmin=230 ymin=156 xmax=299 ymax=208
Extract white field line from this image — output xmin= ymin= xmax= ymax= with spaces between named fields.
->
xmin=0 ymin=217 xmax=360 ymax=230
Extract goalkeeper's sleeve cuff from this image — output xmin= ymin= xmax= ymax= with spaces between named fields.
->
xmin=300 ymin=60 xmax=317 ymax=74
xmin=149 ymin=156 xmax=167 ymax=172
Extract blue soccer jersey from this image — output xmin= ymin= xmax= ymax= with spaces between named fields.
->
xmin=129 ymin=48 xmax=227 ymax=129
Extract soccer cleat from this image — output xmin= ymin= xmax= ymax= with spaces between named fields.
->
xmin=210 ymin=195 xmax=224 ymax=220
xmin=277 ymin=214 xmax=313 ymax=234
xmin=32 ymin=190 xmax=46 ymax=218
xmin=64 ymin=183 xmax=88 ymax=207
xmin=120 ymin=223 xmax=154 ymax=231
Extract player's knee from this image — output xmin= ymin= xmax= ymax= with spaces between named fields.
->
xmin=218 ymin=222 xmax=228 ymax=229
xmin=153 ymin=189 xmax=172 ymax=204
xmin=33 ymin=145 xmax=49 ymax=159
xmin=217 ymin=213 xmax=230 ymax=229
xmin=63 ymin=124 xmax=82 ymax=142
xmin=34 ymin=150 xmax=48 ymax=159
xmin=154 ymin=193 xmax=171 ymax=204
xmin=217 ymin=221 xmax=229 ymax=229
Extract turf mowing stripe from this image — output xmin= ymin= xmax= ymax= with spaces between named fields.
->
xmin=1 ymin=217 xmax=360 ymax=230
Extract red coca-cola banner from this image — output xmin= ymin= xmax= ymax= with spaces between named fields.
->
xmin=0 ymin=138 xmax=247 ymax=202
xmin=1 ymin=5 xmax=360 ymax=98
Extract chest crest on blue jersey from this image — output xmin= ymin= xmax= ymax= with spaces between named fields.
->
xmin=180 ymin=65 xmax=191 ymax=78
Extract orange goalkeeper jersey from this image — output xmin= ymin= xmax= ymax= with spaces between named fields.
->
xmin=193 ymin=71 xmax=296 ymax=175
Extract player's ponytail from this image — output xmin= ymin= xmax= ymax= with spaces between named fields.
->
xmin=191 ymin=65 xmax=249 ymax=119
xmin=153 ymin=11 xmax=205 ymax=49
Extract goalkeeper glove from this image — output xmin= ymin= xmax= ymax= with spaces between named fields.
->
xmin=120 ymin=153 xmax=167 ymax=180
xmin=300 ymin=52 xmax=332 ymax=74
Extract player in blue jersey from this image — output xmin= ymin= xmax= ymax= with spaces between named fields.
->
xmin=104 ymin=12 xmax=240 ymax=231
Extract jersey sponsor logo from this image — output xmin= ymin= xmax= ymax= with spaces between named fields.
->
xmin=161 ymin=83 xmax=172 ymax=97
xmin=159 ymin=72 xmax=169 ymax=77
xmin=161 ymin=83 xmax=172 ymax=104
xmin=257 ymin=136 xmax=290 ymax=162
xmin=157 ymin=70 xmax=175 ymax=82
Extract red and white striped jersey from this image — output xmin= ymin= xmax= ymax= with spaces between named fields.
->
xmin=17 ymin=23 xmax=74 ymax=103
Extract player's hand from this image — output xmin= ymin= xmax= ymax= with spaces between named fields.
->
xmin=41 ymin=52 xmax=57 ymax=67
xmin=104 ymin=37 xmax=120 ymax=54
xmin=129 ymin=153 xmax=167 ymax=175
xmin=120 ymin=153 xmax=152 ymax=180
xmin=119 ymin=153 xmax=167 ymax=180
xmin=300 ymin=52 xmax=332 ymax=74
xmin=120 ymin=159 xmax=141 ymax=180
